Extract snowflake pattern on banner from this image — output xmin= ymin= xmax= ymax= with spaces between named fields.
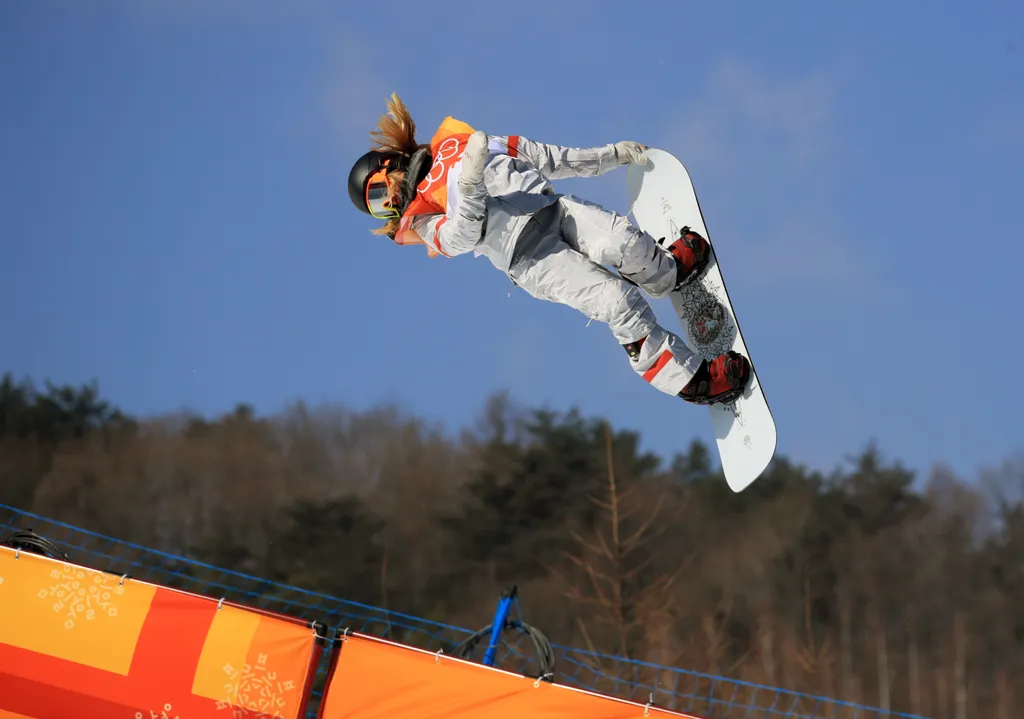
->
xmin=36 ymin=564 xmax=126 ymax=630
xmin=216 ymin=652 xmax=298 ymax=718
xmin=136 ymin=703 xmax=179 ymax=719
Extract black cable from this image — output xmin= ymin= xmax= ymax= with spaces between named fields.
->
xmin=0 ymin=528 xmax=69 ymax=561
xmin=452 ymin=616 xmax=556 ymax=681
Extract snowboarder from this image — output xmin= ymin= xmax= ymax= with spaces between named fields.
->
xmin=347 ymin=94 xmax=751 ymax=405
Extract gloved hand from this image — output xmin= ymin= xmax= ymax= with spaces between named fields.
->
xmin=459 ymin=130 xmax=489 ymax=189
xmin=614 ymin=141 xmax=651 ymax=165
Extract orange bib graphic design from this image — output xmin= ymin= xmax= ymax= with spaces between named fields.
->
xmin=394 ymin=117 xmax=475 ymax=256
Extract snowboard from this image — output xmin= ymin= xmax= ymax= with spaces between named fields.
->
xmin=625 ymin=148 xmax=776 ymax=492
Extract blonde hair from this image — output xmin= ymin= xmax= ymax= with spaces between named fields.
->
xmin=370 ymin=92 xmax=423 ymax=155
xmin=367 ymin=93 xmax=429 ymax=238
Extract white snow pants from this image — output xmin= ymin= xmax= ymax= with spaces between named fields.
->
xmin=507 ymin=194 xmax=701 ymax=396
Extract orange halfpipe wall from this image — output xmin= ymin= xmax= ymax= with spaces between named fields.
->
xmin=317 ymin=632 xmax=706 ymax=719
xmin=0 ymin=546 xmax=323 ymax=719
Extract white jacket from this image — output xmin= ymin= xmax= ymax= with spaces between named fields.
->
xmin=394 ymin=117 xmax=625 ymax=273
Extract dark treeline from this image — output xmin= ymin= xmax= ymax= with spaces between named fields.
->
xmin=1 ymin=372 xmax=1021 ymax=718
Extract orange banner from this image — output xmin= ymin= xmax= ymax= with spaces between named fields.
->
xmin=318 ymin=632 xmax=705 ymax=719
xmin=0 ymin=546 xmax=323 ymax=718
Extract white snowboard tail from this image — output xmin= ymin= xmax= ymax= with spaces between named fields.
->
xmin=626 ymin=148 xmax=776 ymax=492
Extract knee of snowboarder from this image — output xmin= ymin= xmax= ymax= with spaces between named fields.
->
xmin=606 ymin=282 xmax=655 ymax=330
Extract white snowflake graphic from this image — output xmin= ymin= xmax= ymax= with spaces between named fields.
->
xmin=136 ymin=702 xmax=179 ymax=719
xmin=36 ymin=565 xmax=125 ymax=630
xmin=215 ymin=652 xmax=298 ymax=718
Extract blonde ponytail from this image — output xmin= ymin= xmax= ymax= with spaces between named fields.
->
xmin=369 ymin=93 xmax=426 ymax=155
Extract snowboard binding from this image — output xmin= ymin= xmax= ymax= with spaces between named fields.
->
xmin=662 ymin=226 xmax=711 ymax=290
xmin=679 ymin=350 xmax=751 ymax=405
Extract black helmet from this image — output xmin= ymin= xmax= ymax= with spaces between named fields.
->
xmin=348 ymin=149 xmax=405 ymax=220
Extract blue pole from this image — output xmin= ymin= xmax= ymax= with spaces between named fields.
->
xmin=482 ymin=585 xmax=516 ymax=666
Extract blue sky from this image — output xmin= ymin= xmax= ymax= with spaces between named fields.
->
xmin=1 ymin=0 xmax=1021 ymax=484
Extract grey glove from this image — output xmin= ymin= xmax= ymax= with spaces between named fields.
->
xmin=459 ymin=130 xmax=489 ymax=189
xmin=614 ymin=141 xmax=651 ymax=165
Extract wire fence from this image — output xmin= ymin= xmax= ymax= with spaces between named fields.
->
xmin=0 ymin=504 xmax=931 ymax=719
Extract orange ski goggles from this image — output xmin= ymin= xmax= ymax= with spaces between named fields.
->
xmin=365 ymin=164 xmax=399 ymax=220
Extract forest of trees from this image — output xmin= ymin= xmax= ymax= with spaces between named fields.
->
xmin=0 ymin=371 xmax=1021 ymax=718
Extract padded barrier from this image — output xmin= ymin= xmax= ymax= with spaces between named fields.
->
xmin=0 ymin=545 xmax=325 ymax=719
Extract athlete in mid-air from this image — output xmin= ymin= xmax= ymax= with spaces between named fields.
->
xmin=347 ymin=93 xmax=751 ymax=405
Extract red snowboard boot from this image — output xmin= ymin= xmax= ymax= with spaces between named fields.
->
xmin=679 ymin=351 xmax=751 ymax=405
xmin=665 ymin=226 xmax=711 ymax=289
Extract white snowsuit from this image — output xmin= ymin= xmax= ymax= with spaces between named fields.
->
xmin=394 ymin=118 xmax=701 ymax=396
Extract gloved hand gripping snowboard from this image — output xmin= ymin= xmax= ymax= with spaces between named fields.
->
xmin=459 ymin=130 xmax=488 ymax=190
xmin=613 ymin=141 xmax=651 ymax=166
